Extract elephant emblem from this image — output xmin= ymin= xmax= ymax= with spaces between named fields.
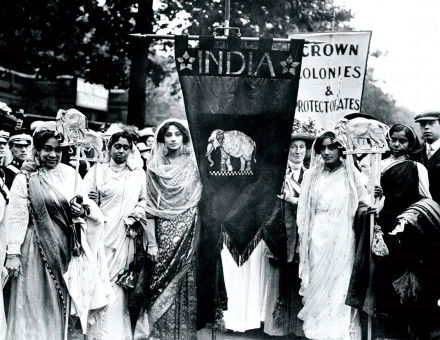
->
xmin=206 ymin=129 xmax=257 ymax=174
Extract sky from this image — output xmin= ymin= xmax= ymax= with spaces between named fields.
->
xmin=336 ymin=0 xmax=440 ymax=114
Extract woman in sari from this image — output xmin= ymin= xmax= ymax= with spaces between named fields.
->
xmin=297 ymin=131 xmax=367 ymax=340
xmin=134 ymin=119 xmax=202 ymax=340
xmin=85 ymin=131 xmax=148 ymax=340
xmin=4 ymin=127 xmax=108 ymax=340
xmin=372 ymin=124 xmax=431 ymax=339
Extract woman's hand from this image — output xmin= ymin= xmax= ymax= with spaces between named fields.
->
xmin=374 ymin=185 xmax=384 ymax=199
xmin=147 ymin=246 xmax=158 ymax=263
xmin=70 ymin=201 xmax=85 ymax=218
xmin=88 ymin=191 xmax=99 ymax=204
xmin=277 ymin=190 xmax=299 ymax=205
xmin=5 ymin=255 xmax=22 ymax=278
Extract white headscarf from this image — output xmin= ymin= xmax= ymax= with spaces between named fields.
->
xmin=145 ymin=119 xmax=202 ymax=220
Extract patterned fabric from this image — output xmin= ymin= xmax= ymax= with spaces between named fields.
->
xmin=135 ymin=207 xmax=199 ymax=340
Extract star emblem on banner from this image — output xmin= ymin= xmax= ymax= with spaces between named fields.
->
xmin=280 ymin=55 xmax=300 ymax=75
xmin=177 ymin=51 xmax=195 ymax=71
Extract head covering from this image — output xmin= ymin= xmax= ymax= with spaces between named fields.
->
xmin=414 ymin=111 xmax=440 ymax=122
xmin=145 ymin=118 xmax=202 ymax=219
xmin=31 ymin=120 xmax=57 ymax=135
xmin=344 ymin=112 xmax=376 ymax=120
xmin=0 ymin=130 xmax=10 ymax=144
xmin=291 ymin=119 xmax=321 ymax=143
xmin=8 ymin=133 xmax=32 ymax=146
xmin=387 ymin=124 xmax=421 ymax=156
xmin=138 ymin=127 xmax=155 ymax=138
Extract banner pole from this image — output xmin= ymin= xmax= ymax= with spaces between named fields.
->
xmin=224 ymin=0 xmax=231 ymax=36
xmin=130 ymin=33 xmax=321 ymax=44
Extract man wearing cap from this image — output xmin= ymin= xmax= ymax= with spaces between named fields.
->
xmin=415 ymin=111 xmax=440 ymax=203
xmin=3 ymin=133 xmax=32 ymax=189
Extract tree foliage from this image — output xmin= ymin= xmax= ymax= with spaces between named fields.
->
xmin=361 ymin=67 xmax=416 ymax=129
xmin=0 ymin=0 xmax=137 ymax=89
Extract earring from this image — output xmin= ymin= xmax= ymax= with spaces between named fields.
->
xmin=162 ymin=144 xmax=168 ymax=156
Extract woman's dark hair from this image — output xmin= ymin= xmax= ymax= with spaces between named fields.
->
xmin=108 ymin=131 xmax=134 ymax=150
xmin=313 ymin=131 xmax=345 ymax=156
xmin=157 ymin=121 xmax=190 ymax=144
xmin=388 ymin=124 xmax=421 ymax=159
xmin=33 ymin=130 xmax=60 ymax=151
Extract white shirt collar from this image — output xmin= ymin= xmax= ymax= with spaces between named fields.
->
xmin=427 ymin=138 xmax=440 ymax=153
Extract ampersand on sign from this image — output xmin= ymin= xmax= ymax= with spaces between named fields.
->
xmin=325 ymin=86 xmax=333 ymax=96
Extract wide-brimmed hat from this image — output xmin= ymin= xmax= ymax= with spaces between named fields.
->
xmin=344 ymin=112 xmax=376 ymax=120
xmin=291 ymin=119 xmax=319 ymax=143
xmin=414 ymin=111 xmax=440 ymax=122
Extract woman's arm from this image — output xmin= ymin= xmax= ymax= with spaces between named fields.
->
xmin=5 ymin=174 xmax=29 ymax=255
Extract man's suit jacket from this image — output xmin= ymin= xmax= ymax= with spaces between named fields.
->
xmin=421 ymin=145 xmax=440 ymax=203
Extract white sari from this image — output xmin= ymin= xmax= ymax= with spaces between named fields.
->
xmin=297 ymin=151 xmax=366 ymax=340
xmin=84 ymin=159 xmax=147 ymax=340
xmin=0 ymin=178 xmax=7 ymax=340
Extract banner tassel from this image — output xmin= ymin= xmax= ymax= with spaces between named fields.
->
xmin=222 ymin=226 xmax=263 ymax=266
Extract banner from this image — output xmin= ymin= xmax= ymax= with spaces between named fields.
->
xmin=293 ymin=31 xmax=371 ymax=130
xmin=175 ymin=35 xmax=304 ymax=265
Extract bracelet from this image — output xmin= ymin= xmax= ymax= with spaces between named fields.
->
xmin=7 ymin=254 xmax=20 ymax=260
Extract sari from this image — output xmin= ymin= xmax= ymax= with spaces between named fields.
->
xmin=5 ymin=163 xmax=109 ymax=340
xmin=84 ymin=159 xmax=147 ymax=340
xmin=135 ymin=119 xmax=202 ymax=340
xmin=297 ymin=147 xmax=367 ymax=340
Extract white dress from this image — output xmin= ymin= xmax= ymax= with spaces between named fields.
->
xmin=298 ymin=166 xmax=366 ymax=340
xmin=221 ymin=241 xmax=266 ymax=332
xmin=84 ymin=161 xmax=147 ymax=340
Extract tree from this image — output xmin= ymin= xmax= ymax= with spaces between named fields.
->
xmin=0 ymin=0 xmax=140 ymax=89
xmin=361 ymin=67 xmax=417 ymax=130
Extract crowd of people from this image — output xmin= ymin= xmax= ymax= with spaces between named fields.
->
xmin=1 ymin=103 xmax=440 ymax=340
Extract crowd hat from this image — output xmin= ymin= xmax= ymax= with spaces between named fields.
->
xmin=8 ymin=133 xmax=32 ymax=146
xmin=344 ymin=112 xmax=376 ymax=120
xmin=414 ymin=111 xmax=440 ymax=122
xmin=138 ymin=127 xmax=155 ymax=138
xmin=0 ymin=130 xmax=9 ymax=143
xmin=291 ymin=119 xmax=320 ymax=143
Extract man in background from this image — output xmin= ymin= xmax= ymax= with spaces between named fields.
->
xmin=415 ymin=111 xmax=440 ymax=203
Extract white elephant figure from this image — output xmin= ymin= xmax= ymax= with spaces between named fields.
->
xmin=206 ymin=129 xmax=257 ymax=172
xmin=336 ymin=117 xmax=389 ymax=150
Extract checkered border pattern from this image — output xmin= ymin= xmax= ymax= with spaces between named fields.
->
xmin=209 ymin=170 xmax=254 ymax=176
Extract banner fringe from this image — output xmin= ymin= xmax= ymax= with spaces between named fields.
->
xmin=222 ymin=226 xmax=263 ymax=267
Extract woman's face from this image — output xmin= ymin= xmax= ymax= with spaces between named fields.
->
xmin=389 ymin=130 xmax=409 ymax=157
xmin=146 ymin=136 xmax=154 ymax=148
xmin=164 ymin=125 xmax=183 ymax=152
xmin=38 ymin=137 xmax=62 ymax=169
xmin=288 ymin=139 xmax=306 ymax=164
xmin=110 ymin=137 xmax=131 ymax=164
xmin=320 ymin=138 xmax=341 ymax=166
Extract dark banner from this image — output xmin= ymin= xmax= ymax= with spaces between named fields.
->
xmin=176 ymin=35 xmax=304 ymax=265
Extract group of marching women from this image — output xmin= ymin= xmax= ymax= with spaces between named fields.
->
xmin=1 ymin=110 xmax=440 ymax=340
xmin=222 ymin=112 xmax=440 ymax=340
xmin=0 ymin=118 xmax=201 ymax=340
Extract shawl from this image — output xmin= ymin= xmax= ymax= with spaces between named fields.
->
xmin=145 ymin=119 xmax=202 ymax=219
xmin=297 ymin=135 xmax=362 ymax=293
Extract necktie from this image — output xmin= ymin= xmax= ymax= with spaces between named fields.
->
xmin=427 ymin=144 xmax=434 ymax=159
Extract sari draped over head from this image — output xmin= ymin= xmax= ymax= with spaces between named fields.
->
xmin=145 ymin=119 xmax=202 ymax=220
xmin=296 ymin=134 xmax=366 ymax=340
xmin=135 ymin=119 xmax=202 ymax=340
